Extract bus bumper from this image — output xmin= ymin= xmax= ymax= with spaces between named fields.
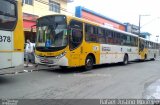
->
xmin=35 ymin=55 xmax=68 ymax=66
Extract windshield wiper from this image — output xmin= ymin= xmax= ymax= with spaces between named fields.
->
xmin=0 ymin=11 xmax=15 ymax=17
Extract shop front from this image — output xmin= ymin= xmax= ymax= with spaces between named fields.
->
xmin=23 ymin=13 xmax=38 ymax=43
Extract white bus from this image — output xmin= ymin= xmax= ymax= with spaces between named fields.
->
xmin=0 ymin=0 xmax=24 ymax=71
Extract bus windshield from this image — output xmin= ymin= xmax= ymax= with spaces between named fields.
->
xmin=36 ymin=15 xmax=68 ymax=51
xmin=0 ymin=0 xmax=17 ymax=30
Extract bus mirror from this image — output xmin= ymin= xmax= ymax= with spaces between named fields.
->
xmin=30 ymin=25 xmax=36 ymax=32
xmin=69 ymin=29 xmax=73 ymax=41
xmin=63 ymin=30 xmax=67 ymax=36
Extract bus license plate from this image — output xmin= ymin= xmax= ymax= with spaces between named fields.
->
xmin=40 ymin=59 xmax=53 ymax=64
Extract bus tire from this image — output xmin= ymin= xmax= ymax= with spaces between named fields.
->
xmin=123 ymin=54 xmax=128 ymax=65
xmin=84 ymin=55 xmax=94 ymax=70
xmin=60 ymin=66 xmax=68 ymax=70
xmin=151 ymin=54 xmax=156 ymax=61
xmin=144 ymin=54 xmax=147 ymax=61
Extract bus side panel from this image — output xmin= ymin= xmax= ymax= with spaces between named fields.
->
xmin=0 ymin=53 xmax=12 ymax=69
xmin=13 ymin=0 xmax=24 ymax=53
xmin=12 ymin=0 xmax=24 ymax=67
xmin=0 ymin=31 xmax=13 ymax=69
xmin=12 ymin=52 xmax=24 ymax=67
xmin=100 ymin=44 xmax=117 ymax=64
xmin=80 ymin=42 xmax=100 ymax=66
xmin=100 ymin=44 xmax=139 ymax=64
xmin=148 ymin=49 xmax=153 ymax=59
xmin=127 ymin=47 xmax=139 ymax=61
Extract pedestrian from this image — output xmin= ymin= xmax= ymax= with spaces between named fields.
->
xmin=25 ymin=39 xmax=35 ymax=67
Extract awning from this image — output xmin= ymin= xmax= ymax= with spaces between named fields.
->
xmin=23 ymin=13 xmax=38 ymax=32
xmin=23 ymin=20 xmax=36 ymax=31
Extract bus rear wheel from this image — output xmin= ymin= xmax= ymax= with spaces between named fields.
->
xmin=123 ymin=54 xmax=128 ymax=65
xmin=151 ymin=54 xmax=156 ymax=61
xmin=84 ymin=55 xmax=94 ymax=70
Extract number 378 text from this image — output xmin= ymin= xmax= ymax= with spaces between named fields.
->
xmin=0 ymin=35 xmax=11 ymax=42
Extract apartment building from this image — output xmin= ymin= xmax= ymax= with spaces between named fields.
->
xmin=22 ymin=0 xmax=73 ymax=42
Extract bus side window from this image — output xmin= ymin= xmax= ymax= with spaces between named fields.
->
xmin=123 ymin=35 xmax=127 ymax=46
xmin=147 ymin=41 xmax=149 ymax=48
xmin=126 ymin=35 xmax=131 ymax=46
xmin=117 ymin=33 xmax=121 ymax=45
xmin=108 ymin=31 xmax=113 ymax=44
xmin=113 ymin=32 xmax=116 ymax=44
xmin=131 ymin=37 xmax=134 ymax=46
xmin=120 ymin=34 xmax=124 ymax=45
xmin=114 ymin=32 xmax=121 ymax=45
xmin=105 ymin=30 xmax=108 ymax=44
xmin=132 ymin=37 xmax=137 ymax=46
xmin=149 ymin=42 xmax=151 ymax=48
xmin=140 ymin=40 xmax=144 ymax=50
xmin=91 ymin=26 xmax=97 ymax=42
xmin=85 ymin=24 xmax=97 ymax=43
xmin=97 ymin=28 xmax=105 ymax=44
xmin=85 ymin=24 xmax=90 ymax=41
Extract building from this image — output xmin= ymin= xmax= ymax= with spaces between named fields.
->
xmin=140 ymin=32 xmax=151 ymax=40
xmin=75 ymin=6 xmax=126 ymax=31
xmin=75 ymin=7 xmax=152 ymax=40
xmin=124 ymin=23 xmax=139 ymax=35
xmin=22 ymin=0 xmax=73 ymax=42
xmin=125 ymin=23 xmax=151 ymax=40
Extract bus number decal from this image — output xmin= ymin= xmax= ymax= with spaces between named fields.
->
xmin=0 ymin=35 xmax=11 ymax=42
xmin=102 ymin=47 xmax=111 ymax=51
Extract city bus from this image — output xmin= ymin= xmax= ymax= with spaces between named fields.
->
xmin=139 ymin=37 xmax=159 ymax=60
xmin=35 ymin=14 xmax=141 ymax=70
xmin=0 ymin=0 xmax=24 ymax=71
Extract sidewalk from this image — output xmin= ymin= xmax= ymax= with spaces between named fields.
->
xmin=0 ymin=64 xmax=24 ymax=75
xmin=0 ymin=63 xmax=58 ymax=75
xmin=24 ymin=63 xmax=58 ymax=72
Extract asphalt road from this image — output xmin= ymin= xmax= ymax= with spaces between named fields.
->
xmin=0 ymin=59 xmax=160 ymax=99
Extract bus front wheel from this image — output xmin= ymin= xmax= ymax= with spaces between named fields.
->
xmin=84 ymin=55 xmax=94 ymax=70
xmin=60 ymin=66 xmax=68 ymax=70
xmin=123 ymin=54 xmax=128 ymax=65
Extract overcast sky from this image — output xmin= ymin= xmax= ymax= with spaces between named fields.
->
xmin=68 ymin=0 xmax=160 ymax=42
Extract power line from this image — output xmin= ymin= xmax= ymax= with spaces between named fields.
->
xmin=141 ymin=17 xmax=160 ymax=28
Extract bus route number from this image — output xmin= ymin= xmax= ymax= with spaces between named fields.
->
xmin=0 ymin=35 xmax=11 ymax=42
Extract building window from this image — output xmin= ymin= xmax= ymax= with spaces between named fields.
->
xmin=49 ymin=0 xmax=60 ymax=13
xmin=22 ymin=0 xmax=33 ymax=5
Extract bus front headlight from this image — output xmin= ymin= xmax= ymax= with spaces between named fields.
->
xmin=55 ymin=51 xmax=66 ymax=59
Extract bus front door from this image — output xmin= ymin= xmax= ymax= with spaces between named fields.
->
xmin=69 ymin=28 xmax=83 ymax=67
